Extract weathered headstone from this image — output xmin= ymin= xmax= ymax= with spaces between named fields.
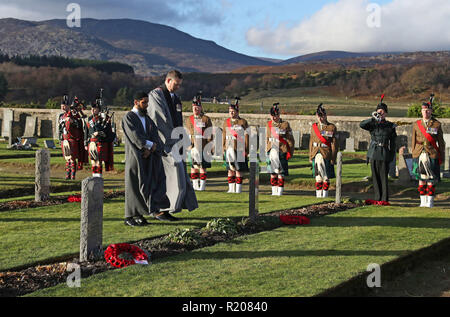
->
xmin=293 ymin=131 xmax=301 ymax=149
xmin=396 ymin=147 xmax=414 ymax=185
xmin=35 ymin=149 xmax=51 ymax=202
xmin=2 ymin=109 xmax=13 ymax=138
xmin=44 ymin=140 xmax=56 ymax=149
xmin=345 ymin=138 xmax=355 ymax=152
xmin=7 ymin=121 xmax=14 ymax=147
xmin=335 ymin=152 xmax=343 ymax=204
xmin=212 ymin=127 xmax=223 ymax=160
xmin=80 ymin=177 xmax=104 ymax=262
xmin=442 ymin=147 xmax=450 ymax=178
xmin=23 ymin=116 xmax=37 ymax=137
xmin=249 ymin=161 xmax=259 ymax=223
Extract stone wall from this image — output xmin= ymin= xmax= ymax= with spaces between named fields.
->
xmin=1 ymin=108 xmax=450 ymax=153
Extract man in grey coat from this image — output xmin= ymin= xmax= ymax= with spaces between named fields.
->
xmin=148 ymin=70 xmax=198 ymax=221
xmin=122 ymin=91 xmax=170 ymax=226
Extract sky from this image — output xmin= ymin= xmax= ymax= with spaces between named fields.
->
xmin=0 ymin=0 xmax=449 ymax=60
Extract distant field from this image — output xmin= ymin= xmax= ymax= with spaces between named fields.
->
xmin=181 ymin=87 xmax=436 ymax=117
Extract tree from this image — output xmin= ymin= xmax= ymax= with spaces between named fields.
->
xmin=0 ymin=72 xmax=8 ymax=102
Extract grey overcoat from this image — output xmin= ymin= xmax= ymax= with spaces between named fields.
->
xmin=122 ymin=111 xmax=170 ymax=218
xmin=148 ymin=87 xmax=198 ymax=213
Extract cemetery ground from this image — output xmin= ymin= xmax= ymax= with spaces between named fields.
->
xmin=0 ymin=139 xmax=449 ymax=297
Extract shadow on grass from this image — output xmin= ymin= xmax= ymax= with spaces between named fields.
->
xmin=158 ymin=249 xmax=406 ymax=263
xmin=309 ymin=216 xmax=450 ymax=229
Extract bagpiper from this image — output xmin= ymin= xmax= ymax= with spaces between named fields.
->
xmin=85 ymin=101 xmax=115 ymax=177
xmin=412 ymin=94 xmax=445 ymax=208
xmin=222 ymin=97 xmax=249 ymax=194
xmin=309 ymin=104 xmax=338 ymax=198
xmin=360 ymin=95 xmax=397 ymax=204
xmin=266 ymin=103 xmax=295 ymax=196
xmin=61 ymin=97 xmax=88 ymax=180
xmin=186 ymin=94 xmax=213 ymax=191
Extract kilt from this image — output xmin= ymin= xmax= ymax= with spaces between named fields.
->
xmin=91 ymin=141 xmax=114 ymax=171
xmin=412 ymin=157 xmax=440 ymax=183
xmin=224 ymin=150 xmax=248 ymax=172
xmin=61 ymin=138 xmax=87 ymax=162
xmin=312 ymin=156 xmax=335 ymax=179
xmin=266 ymin=151 xmax=289 ymax=176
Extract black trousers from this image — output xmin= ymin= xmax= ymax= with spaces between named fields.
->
xmin=370 ymin=159 xmax=389 ymax=202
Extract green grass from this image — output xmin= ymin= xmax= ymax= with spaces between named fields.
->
xmin=27 ymin=205 xmax=450 ymax=297
xmin=0 ymin=190 xmax=327 ymax=271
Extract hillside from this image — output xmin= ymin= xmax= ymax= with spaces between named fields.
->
xmin=0 ymin=18 xmax=274 ymax=75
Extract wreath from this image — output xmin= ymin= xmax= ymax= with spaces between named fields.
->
xmin=104 ymin=243 xmax=149 ymax=268
xmin=365 ymin=199 xmax=390 ymax=206
xmin=279 ymin=215 xmax=310 ymax=225
xmin=67 ymin=194 xmax=82 ymax=202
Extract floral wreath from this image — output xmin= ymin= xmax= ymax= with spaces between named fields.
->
xmin=279 ymin=215 xmax=310 ymax=225
xmin=365 ymin=199 xmax=390 ymax=206
xmin=104 ymin=243 xmax=149 ymax=268
xmin=67 ymin=194 xmax=82 ymax=202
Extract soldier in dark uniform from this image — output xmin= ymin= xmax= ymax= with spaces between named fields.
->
xmin=411 ymin=96 xmax=445 ymax=208
xmin=309 ymin=104 xmax=338 ymax=198
xmin=360 ymin=95 xmax=397 ymax=204
xmin=85 ymin=102 xmax=116 ymax=177
xmin=222 ymin=98 xmax=249 ymax=194
xmin=266 ymin=103 xmax=295 ymax=196
xmin=185 ymin=95 xmax=213 ymax=191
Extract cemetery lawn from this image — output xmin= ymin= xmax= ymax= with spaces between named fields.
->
xmin=0 ymin=190 xmax=329 ymax=271
xmin=28 ymin=205 xmax=450 ymax=297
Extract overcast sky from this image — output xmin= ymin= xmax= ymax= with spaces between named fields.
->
xmin=0 ymin=0 xmax=449 ymax=59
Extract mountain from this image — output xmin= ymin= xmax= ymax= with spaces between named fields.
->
xmin=280 ymin=50 xmax=402 ymax=65
xmin=0 ymin=18 xmax=274 ymax=75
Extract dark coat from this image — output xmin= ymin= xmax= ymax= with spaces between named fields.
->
xmin=122 ymin=111 xmax=169 ymax=217
xmin=360 ymin=118 xmax=397 ymax=162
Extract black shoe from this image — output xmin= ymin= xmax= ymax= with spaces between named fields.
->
xmin=165 ymin=213 xmax=180 ymax=221
xmin=135 ymin=216 xmax=149 ymax=226
xmin=124 ymin=217 xmax=140 ymax=227
xmin=152 ymin=212 xmax=178 ymax=222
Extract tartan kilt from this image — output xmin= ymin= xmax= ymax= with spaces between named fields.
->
xmin=412 ymin=157 xmax=440 ymax=183
xmin=311 ymin=157 xmax=336 ymax=179
xmin=266 ymin=151 xmax=289 ymax=176
xmin=223 ymin=152 xmax=249 ymax=172
xmin=95 ymin=141 xmax=114 ymax=171
xmin=62 ymin=138 xmax=86 ymax=162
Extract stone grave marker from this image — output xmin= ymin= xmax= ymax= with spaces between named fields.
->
xmin=2 ymin=109 xmax=13 ymax=138
xmin=23 ymin=116 xmax=37 ymax=137
xmin=80 ymin=177 xmax=104 ymax=262
xmin=345 ymin=138 xmax=355 ymax=152
xmin=35 ymin=149 xmax=51 ymax=202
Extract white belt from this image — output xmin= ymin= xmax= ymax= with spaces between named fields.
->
xmin=269 ymin=137 xmax=278 ymax=142
xmin=226 ymin=136 xmax=236 ymax=140
xmin=313 ymin=142 xmax=328 ymax=148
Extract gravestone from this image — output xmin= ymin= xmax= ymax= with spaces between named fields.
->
xmin=301 ymin=133 xmax=310 ymax=150
xmin=80 ymin=177 xmax=104 ymax=262
xmin=396 ymin=147 xmax=414 ymax=185
xmin=345 ymin=138 xmax=355 ymax=152
xmin=335 ymin=152 xmax=343 ymax=204
xmin=23 ymin=116 xmax=37 ymax=137
xmin=249 ymin=161 xmax=259 ymax=223
xmin=54 ymin=113 xmax=62 ymax=140
xmin=2 ymin=109 xmax=13 ymax=137
xmin=212 ymin=127 xmax=223 ymax=160
xmin=442 ymin=147 xmax=450 ymax=178
xmin=35 ymin=149 xmax=51 ymax=202
xmin=7 ymin=121 xmax=14 ymax=147
xmin=293 ymin=131 xmax=301 ymax=149
xmin=44 ymin=140 xmax=56 ymax=149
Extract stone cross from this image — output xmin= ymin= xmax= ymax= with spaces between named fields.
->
xmin=80 ymin=177 xmax=104 ymax=262
xmin=35 ymin=149 xmax=51 ymax=202
xmin=335 ymin=152 xmax=343 ymax=204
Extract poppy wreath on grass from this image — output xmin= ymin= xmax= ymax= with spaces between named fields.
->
xmin=279 ymin=215 xmax=310 ymax=225
xmin=67 ymin=195 xmax=82 ymax=203
xmin=365 ymin=199 xmax=390 ymax=206
xmin=104 ymin=243 xmax=149 ymax=268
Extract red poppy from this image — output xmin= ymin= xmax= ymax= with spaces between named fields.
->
xmin=279 ymin=215 xmax=310 ymax=225
xmin=104 ymin=243 xmax=149 ymax=268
